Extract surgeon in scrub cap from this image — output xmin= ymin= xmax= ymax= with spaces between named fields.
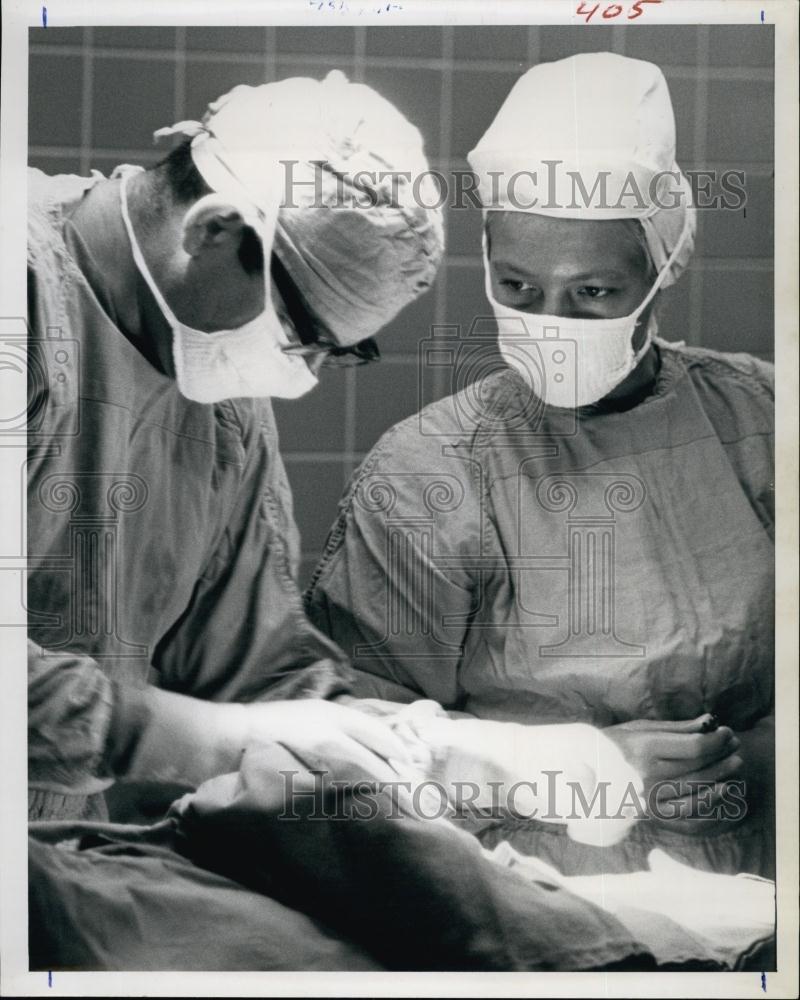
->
xmin=468 ymin=51 xmax=696 ymax=409
xmin=308 ymin=52 xmax=776 ymax=881
xmin=27 ymin=70 xmax=443 ymax=825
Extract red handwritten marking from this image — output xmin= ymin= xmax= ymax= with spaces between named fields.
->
xmin=629 ymin=0 xmax=663 ymax=18
xmin=576 ymin=0 xmax=662 ymax=22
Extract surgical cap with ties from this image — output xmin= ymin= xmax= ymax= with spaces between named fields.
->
xmin=155 ymin=70 xmax=445 ymax=350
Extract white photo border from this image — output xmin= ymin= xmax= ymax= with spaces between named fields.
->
xmin=2 ymin=1 xmax=797 ymax=996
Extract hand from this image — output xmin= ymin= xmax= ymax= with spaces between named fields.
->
xmin=605 ymin=715 xmax=741 ymax=812
xmin=649 ymin=716 xmax=774 ymax=834
xmin=115 ymin=686 xmax=416 ymax=790
xmin=221 ymin=697 xmax=416 ymax=785
xmin=237 ymin=698 xmax=455 ymax=822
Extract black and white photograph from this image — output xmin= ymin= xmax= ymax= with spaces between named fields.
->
xmin=1 ymin=0 xmax=797 ymax=994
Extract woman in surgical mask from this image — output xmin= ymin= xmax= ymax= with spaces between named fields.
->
xmin=307 ymin=52 xmax=775 ymax=881
xmin=485 ymin=212 xmax=666 ymax=412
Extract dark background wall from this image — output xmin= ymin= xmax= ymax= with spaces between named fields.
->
xmin=28 ymin=24 xmax=774 ymax=585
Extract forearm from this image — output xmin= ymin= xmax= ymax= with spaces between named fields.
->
xmin=29 ymin=639 xmax=248 ymax=793
xmin=105 ymin=682 xmax=248 ymax=787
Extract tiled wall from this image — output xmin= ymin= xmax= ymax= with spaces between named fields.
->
xmin=29 ymin=24 xmax=775 ymax=584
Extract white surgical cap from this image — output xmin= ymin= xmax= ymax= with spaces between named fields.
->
xmin=155 ymin=70 xmax=444 ymax=345
xmin=467 ymin=52 xmax=696 ymax=287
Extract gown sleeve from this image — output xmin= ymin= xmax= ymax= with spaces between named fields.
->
xmin=28 ymin=638 xmax=114 ymax=796
xmin=306 ymin=417 xmax=482 ymax=710
xmin=151 ymin=399 xmax=355 ymax=704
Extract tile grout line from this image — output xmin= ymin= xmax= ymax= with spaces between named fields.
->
xmin=434 ymin=25 xmax=454 ymax=405
xmin=527 ymin=25 xmax=540 ymax=66
xmin=687 ymin=25 xmax=711 ymax=348
xmin=78 ymin=27 xmax=94 ymax=175
xmin=26 ymin=45 xmax=776 ymax=82
xmin=340 ymin=27 xmax=369 ymax=482
xmin=265 ymin=26 xmax=276 ymax=82
xmin=26 ymin=145 xmax=779 ymax=177
xmin=174 ymin=27 xmax=186 ymax=123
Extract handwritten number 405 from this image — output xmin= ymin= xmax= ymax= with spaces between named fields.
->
xmin=577 ymin=0 xmax=662 ymax=21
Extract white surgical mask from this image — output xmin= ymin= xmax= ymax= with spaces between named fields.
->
xmin=486 ymin=217 xmax=690 ymax=409
xmin=119 ymin=171 xmax=318 ymax=404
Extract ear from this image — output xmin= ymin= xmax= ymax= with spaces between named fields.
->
xmin=181 ymin=194 xmax=247 ymax=257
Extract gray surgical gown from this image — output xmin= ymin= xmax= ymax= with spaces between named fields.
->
xmin=307 ymin=341 xmax=775 ymax=876
xmin=26 ymin=168 xmax=351 ymax=821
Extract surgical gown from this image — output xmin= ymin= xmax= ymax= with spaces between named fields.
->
xmin=307 ymin=341 xmax=775 ymax=877
xmin=26 ymin=167 xmax=352 ymax=821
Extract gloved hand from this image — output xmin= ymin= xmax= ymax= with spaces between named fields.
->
xmin=106 ymin=684 xmax=413 ymax=790
xmin=237 ymin=697 xmax=416 ymax=783
xmin=604 ymin=715 xmax=742 ymax=825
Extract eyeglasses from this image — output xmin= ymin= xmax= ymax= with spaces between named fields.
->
xmin=271 ymin=253 xmax=381 ymax=370
xmin=281 ymin=336 xmax=380 ymax=369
